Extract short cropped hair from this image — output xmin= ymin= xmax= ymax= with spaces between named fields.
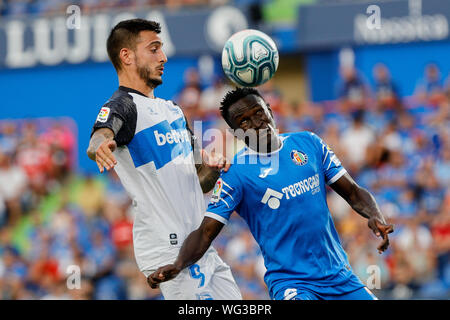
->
xmin=220 ymin=87 xmax=267 ymax=127
xmin=107 ymin=19 xmax=161 ymax=71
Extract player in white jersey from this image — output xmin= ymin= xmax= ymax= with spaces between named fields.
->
xmin=87 ymin=19 xmax=241 ymax=300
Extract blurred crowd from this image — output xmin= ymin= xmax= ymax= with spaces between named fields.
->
xmin=0 ymin=0 xmax=233 ymax=17
xmin=0 ymin=61 xmax=449 ymax=300
xmin=0 ymin=118 xmax=163 ymax=299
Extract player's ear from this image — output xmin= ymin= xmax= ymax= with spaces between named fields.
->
xmin=119 ymin=48 xmax=134 ymax=67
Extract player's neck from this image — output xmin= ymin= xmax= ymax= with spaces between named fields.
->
xmin=118 ymin=73 xmax=154 ymax=98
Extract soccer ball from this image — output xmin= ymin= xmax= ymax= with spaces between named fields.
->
xmin=221 ymin=29 xmax=279 ymax=87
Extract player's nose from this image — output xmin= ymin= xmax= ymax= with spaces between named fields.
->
xmin=250 ymin=115 xmax=264 ymax=129
xmin=160 ymin=50 xmax=168 ymax=63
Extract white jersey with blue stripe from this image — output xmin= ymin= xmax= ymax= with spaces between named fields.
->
xmin=205 ymin=132 xmax=365 ymax=298
xmin=92 ymin=87 xmax=205 ymax=272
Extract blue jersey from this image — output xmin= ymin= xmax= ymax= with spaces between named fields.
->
xmin=205 ymin=132 xmax=365 ymax=299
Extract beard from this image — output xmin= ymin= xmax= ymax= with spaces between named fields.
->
xmin=243 ymin=125 xmax=279 ymax=153
xmin=136 ymin=60 xmax=163 ymax=89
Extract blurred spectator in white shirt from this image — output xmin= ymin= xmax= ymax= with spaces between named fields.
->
xmin=0 ymin=150 xmax=28 ymax=225
xmin=341 ymin=110 xmax=375 ymax=173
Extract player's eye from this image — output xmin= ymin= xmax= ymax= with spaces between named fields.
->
xmin=256 ymin=110 xmax=263 ymax=116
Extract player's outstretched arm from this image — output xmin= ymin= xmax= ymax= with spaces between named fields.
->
xmin=87 ymin=128 xmax=118 ymax=173
xmin=147 ymin=217 xmax=224 ymax=288
xmin=330 ymin=173 xmax=394 ymax=254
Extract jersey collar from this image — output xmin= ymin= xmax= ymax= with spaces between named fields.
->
xmin=119 ymin=86 xmax=149 ymax=98
xmin=242 ymin=135 xmax=289 ymax=157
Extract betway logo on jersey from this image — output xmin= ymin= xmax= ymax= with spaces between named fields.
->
xmin=154 ymin=129 xmax=190 ymax=146
xmin=128 ymin=118 xmax=192 ymax=169
xmin=261 ymin=174 xmax=321 ymax=209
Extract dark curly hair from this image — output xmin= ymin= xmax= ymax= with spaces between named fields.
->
xmin=220 ymin=87 xmax=268 ymax=127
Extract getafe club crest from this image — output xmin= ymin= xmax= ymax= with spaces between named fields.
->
xmin=290 ymin=150 xmax=308 ymax=166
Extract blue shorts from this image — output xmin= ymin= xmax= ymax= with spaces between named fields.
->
xmin=278 ymin=286 xmax=378 ymax=300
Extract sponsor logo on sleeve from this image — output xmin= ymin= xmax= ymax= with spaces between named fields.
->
xmin=210 ymin=178 xmax=223 ymax=203
xmin=96 ymin=107 xmax=110 ymax=123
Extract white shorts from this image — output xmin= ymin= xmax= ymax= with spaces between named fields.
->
xmin=143 ymin=248 xmax=242 ymax=300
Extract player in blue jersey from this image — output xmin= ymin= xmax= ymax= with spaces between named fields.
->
xmin=147 ymin=87 xmax=394 ymax=300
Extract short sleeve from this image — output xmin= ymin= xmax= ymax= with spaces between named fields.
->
xmin=91 ymin=97 xmax=137 ymax=146
xmin=205 ymin=170 xmax=243 ymax=225
xmin=309 ymin=132 xmax=347 ymax=185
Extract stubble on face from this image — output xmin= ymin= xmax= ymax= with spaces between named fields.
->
xmin=136 ymin=57 xmax=163 ymax=89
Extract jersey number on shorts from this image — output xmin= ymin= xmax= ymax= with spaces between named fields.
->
xmin=189 ymin=264 xmax=205 ymax=288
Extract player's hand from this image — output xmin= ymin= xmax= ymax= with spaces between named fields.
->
xmin=368 ymin=217 xmax=394 ymax=254
xmin=95 ymin=140 xmax=117 ymax=173
xmin=201 ymin=149 xmax=231 ymax=172
xmin=147 ymin=264 xmax=181 ymax=289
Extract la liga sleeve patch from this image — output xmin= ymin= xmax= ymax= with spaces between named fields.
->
xmin=96 ymin=107 xmax=110 ymax=123
xmin=210 ymin=178 xmax=223 ymax=203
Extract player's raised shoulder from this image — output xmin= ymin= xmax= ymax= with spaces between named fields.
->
xmin=109 ymin=89 xmax=137 ymax=110
xmin=304 ymin=131 xmax=329 ymax=151
xmin=169 ymin=100 xmax=185 ymax=115
xmin=96 ymin=89 xmax=136 ymax=121
xmin=283 ymin=131 xmax=328 ymax=155
xmin=281 ymin=130 xmax=318 ymax=141
xmin=294 ymin=130 xmax=324 ymax=142
xmin=91 ymin=89 xmax=138 ymax=146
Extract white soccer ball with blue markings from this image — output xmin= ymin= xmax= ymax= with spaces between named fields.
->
xmin=221 ymin=29 xmax=279 ymax=87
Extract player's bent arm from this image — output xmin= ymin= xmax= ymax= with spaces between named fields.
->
xmin=192 ymin=144 xmax=225 ymax=193
xmin=330 ymin=173 xmax=394 ymax=253
xmin=196 ymin=164 xmax=221 ymax=193
xmin=330 ymin=173 xmax=383 ymax=220
xmin=87 ymin=128 xmax=118 ymax=173
xmin=174 ymin=217 xmax=224 ymax=271
xmin=190 ymin=134 xmax=220 ymax=193
xmin=147 ymin=217 xmax=224 ymax=287
xmin=87 ymin=128 xmax=114 ymax=159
